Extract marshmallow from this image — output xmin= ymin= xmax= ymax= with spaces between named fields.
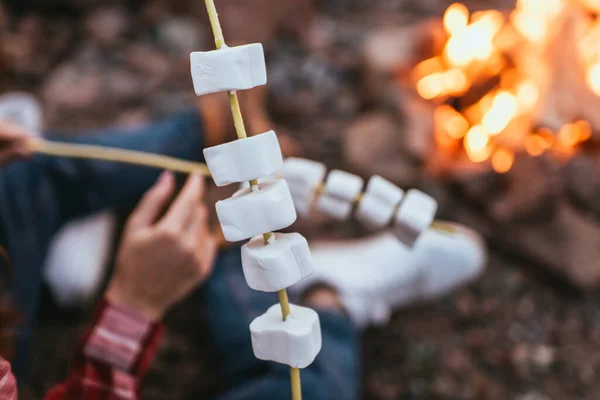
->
xmin=355 ymin=175 xmax=404 ymax=231
xmin=317 ymin=170 xmax=364 ymax=220
xmin=394 ymin=189 xmax=438 ymax=247
xmin=282 ymin=158 xmax=327 ymax=217
xmin=250 ymin=304 xmax=322 ymax=368
xmin=204 ymin=131 xmax=283 ymax=187
xmin=216 ymin=179 xmax=297 ymax=242
xmin=190 ymin=43 xmax=267 ymax=96
xmin=242 ymin=232 xmax=314 ymax=292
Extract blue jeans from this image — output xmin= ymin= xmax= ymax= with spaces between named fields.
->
xmin=205 ymin=248 xmax=360 ymax=400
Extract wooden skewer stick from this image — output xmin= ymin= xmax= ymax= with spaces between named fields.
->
xmin=27 ymin=139 xmax=210 ymax=176
xmin=202 ymin=1 xmax=301 ymax=399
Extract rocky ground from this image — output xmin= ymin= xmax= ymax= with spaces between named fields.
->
xmin=4 ymin=0 xmax=600 ymax=399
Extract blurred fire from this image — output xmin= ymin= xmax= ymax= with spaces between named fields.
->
xmin=413 ymin=0 xmax=596 ymax=174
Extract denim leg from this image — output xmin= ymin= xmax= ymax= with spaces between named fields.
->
xmin=204 ymin=247 xmax=360 ymax=400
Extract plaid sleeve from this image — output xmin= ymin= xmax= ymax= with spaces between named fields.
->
xmin=0 ymin=357 xmax=17 ymax=400
xmin=44 ymin=300 xmax=164 ymax=400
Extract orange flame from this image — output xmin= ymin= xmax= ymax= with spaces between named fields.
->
xmin=481 ymin=91 xmax=518 ymax=135
xmin=421 ymin=1 xmax=595 ymax=169
xmin=435 ymin=105 xmax=470 ymax=140
xmin=464 ymin=125 xmax=492 ymax=163
xmin=586 ymin=63 xmax=600 ymax=97
xmin=491 ymin=148 xmax=515 ymax=173
xmin=445 ymin=11 xmax=504 ymax=67
xmin=444 ymin=3 xmax=469 ymax=35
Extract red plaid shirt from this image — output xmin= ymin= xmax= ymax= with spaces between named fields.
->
xmin=0 ymin=300 xmax=163 ymax=400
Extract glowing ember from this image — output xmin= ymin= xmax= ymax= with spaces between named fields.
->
xmin=586 ymin=63 xmax=600 ymax=96
xmin=491 ymin=148 xmax=515 ymax=173
xmin=444 ymin=11 xmax=503 ymax=67
xmin=464 ymin=125 xmax=492 ymax=163
xmin=481 ymin=91 xmax=518 ymax=135
xmin=515 ymin=81 xmax=540 ymax=113
xmin=416 ymin=69 xmax=469 ymax=99
xmin=512 ymin=0 xmax=565 ymax=43
xmin=443 ymin=3 xmax=469 ymax=35
xmin=525 ymin=134 xmax=550 ymax=156
xmin=435 ymin=105 xmax=469 ymax=139
xmin=413 ymin=0 xmax=597 ymax=175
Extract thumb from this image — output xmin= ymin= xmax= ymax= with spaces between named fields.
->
xmin=128 ymin=171 xmax=175 ymax=228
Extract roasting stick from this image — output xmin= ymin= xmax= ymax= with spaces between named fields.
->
xmin=203 ymin=1 xmax=300 ymax=399
xmin=27 ymin=138 xmax=211 ymax=175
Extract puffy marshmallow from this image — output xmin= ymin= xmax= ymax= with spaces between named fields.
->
xmin=216 ymin=179 xmax=297 ymax=242
xmin=355 ymin=175 xmax=404 ymax=231
xmin=242 ymin=232 xmax=314 ymax=292
xmin=250 ymin=304 xmax=322 ymax=368
xmin=204 ymin=131 xmax=283 ymax=187
xmin=190 ymin=43 xmax=267 ymax=96
xmin=282 ymin=158 xmax=327 ymax=216
xmin=317 ymin=170 xmax=364 ymax=220
xmin=394 ymin=189 xmax=438 ymax=247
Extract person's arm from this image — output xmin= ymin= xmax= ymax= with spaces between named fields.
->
xmin=0 ymin=357 xmax=17 ymax=399
xmin=44 ymin=172 xmax=217 ymax=400
xmin=44 ymin=301 xmax=164 ymax=400
xmin=1 ymin=109 xmax=204 ymax=230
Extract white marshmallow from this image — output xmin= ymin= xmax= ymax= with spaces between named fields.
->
xmin=190 ymin=43 xmax=267 ymax=96
xmin=355 ymin=175 xmax=404 ymax=231
xmin=216 ymin=179 xmax=297 ymax=242
xmin=204 ymin=131 xmax=282 ymax=187
xmin=282 ymin=158 xmax=327 ymax=217
xmin=317 ymin=170 xmax=364 ymax=220
xmin=250 ymin=304 xmax=322 ymax=368
xmin=241 ymin=232 xmax=314 ymax=292
xmin=394 ymin=189 xmax=438 ymax=247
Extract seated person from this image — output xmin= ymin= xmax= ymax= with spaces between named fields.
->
xmin=0 ymin=122 xmax=486 ymax=399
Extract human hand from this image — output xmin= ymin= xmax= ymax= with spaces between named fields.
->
xmin=106 ymin=172 xmax=217 ymax=321
xmin=0 ymin=119 xmax=35 ymax=166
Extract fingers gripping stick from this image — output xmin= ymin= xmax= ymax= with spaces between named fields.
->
xmin=197 ymin=2 xmax=320 ymax=399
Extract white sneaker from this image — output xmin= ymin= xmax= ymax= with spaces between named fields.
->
xmin=43 ymin=212 xmax=117 ymax=307
xmin=0 ymin=92 xmax=43 ymax=133
xmin=290 ymin=222 xmax=486 ymax=328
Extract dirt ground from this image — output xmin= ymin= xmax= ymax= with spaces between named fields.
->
xmin=24 ymin=249 xmax=600 ymax=400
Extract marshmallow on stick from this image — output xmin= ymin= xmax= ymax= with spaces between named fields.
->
xmin=281 ymin=158 xmax=442 ymax=247
xmin=196 ymin=2 xmax=320 ymax=399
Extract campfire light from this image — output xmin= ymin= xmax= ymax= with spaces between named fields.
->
xmin=413 ymin=0 xmax=596 ymax=173
xmin=464 ymin=125 xmax=492 ymax=163
xmin=515 ymin=81 xmax=540 ymax=113
xmin=512 ymin=0 xmax=565 ymax=43
xmin=444 ymin=10 xmax=503 ymax=68
xmin=491 ymin=148 xmax=515 ymax=173
xmin=443 ymin=3 xmax=469 ymax=35
xmin=481 ymin=91 xmax=518 ymax=135
xmin=586 ymin=62 xmax=600 ymax=96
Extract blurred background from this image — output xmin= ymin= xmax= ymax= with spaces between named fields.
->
xmin=3 ymin=0 xmax=600 ymax=398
